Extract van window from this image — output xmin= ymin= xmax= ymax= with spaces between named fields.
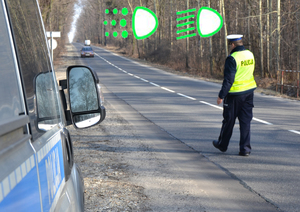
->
xmin=6 ymin=0 xmax=61 ymax=139
xmin=0 ymin=2 xmax=23 ymax=122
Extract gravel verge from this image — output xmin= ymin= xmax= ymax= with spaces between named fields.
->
xmin=54 ymin=44 xmax=151 ymax=211
xmin=54 ymin=44 xmax=208 ymax=212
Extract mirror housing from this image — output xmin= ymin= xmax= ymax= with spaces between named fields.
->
xmin=59 ymin=65 xmax=105 ymax=129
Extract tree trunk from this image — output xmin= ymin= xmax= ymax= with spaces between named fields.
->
xmin=46 ymin=0 xmax=54 ymax=30
xmin=197 ymin=0 xmax=203 ymax=71
xmin=140 ymin=0 xmax=144 ymax=57
xmin=207 ymin=0 xmax=213 ymax=75
xmin=127 ymin=0 xmax=135 ymax=55
xmin=266 ymin=0 xmax=270 ymax=77
xmin=170 ymin=0 xmax=173 ymax=52
xmin=247 ymin=4 xmax=251 ymax=51
xmin=186 ymin=0 xmax=189 ymax=68
xmin=259 ymin=0 xmax=264 ymax=77
xmin=97 ymin=0 xmax=102 ymax=44
xmin=297 ymin=8 xmax=300 ymax=73
xmin=277 ymin=0 xmax=281 ymax=72
xmin=154 ymin=0 xmax=158 ymax=50
xmin=269 ymin=0 xmax=273 ymax=74
xmin=221 ymin=0 xmax=228 ymax=57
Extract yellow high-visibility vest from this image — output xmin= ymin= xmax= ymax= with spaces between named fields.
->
xmin=229 ymin=50 xmax=257 ymax=93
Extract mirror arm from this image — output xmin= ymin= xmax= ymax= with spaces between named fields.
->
xmin=64 ymin=110 xmax=72 ymax=126
xmin=59 ymin=79 xmax=72 ymax=126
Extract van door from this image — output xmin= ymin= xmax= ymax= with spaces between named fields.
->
xmin=1 ymin=0 xmax=82 ymax=211
xmin=0 ymin=0 xmax=41 ymax=211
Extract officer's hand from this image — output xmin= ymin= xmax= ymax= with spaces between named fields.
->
xmin=217 ymin=97 xmax=223 ymax=105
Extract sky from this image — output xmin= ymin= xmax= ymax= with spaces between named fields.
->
xmin=68 ymin=0 xmax=83 ymax=43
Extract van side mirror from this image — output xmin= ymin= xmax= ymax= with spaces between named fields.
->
xmin=66 ymin=66 xmax=105 ymax=129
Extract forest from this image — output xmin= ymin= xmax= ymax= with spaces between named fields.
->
xmin=39 ymin=0 xmax=300 ymax=97
xmin=38 ymin=0 xmax=76 ymax=58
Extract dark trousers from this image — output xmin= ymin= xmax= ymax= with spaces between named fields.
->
xmin=218 ymin=92 xmax=254 ymax=153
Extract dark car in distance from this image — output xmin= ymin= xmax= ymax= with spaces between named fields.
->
xmin=81 ymin=46 xmax=94 ymax=58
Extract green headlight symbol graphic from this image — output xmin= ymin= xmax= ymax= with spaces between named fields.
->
xmin=176 ymin=8 xmax=197 ymax=40
xmin=177 ymin=7 xmax=223 ymax=39
xmin=105 ymin=8 xmax=129 ymax=39
xmin=132 ymin=7 xmax=158 ymax=40
xmin=104 ymin=6 xmax=223 ymax=40
xmin=197 ymin=7 xmax=223 ymax=37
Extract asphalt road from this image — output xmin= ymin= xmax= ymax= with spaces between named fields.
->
xmin=73 ymin=43 xmax=300 ymax=212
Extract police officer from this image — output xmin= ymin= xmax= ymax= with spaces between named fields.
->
xmin=212 ymin=34 xmax=257 ymax=156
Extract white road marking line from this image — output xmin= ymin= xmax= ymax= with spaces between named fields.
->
xmin=177 ymin=93 xmax=196 ymax=100
xmin=140 ymin=78 xmax=149 ymax=82
xmin=150 ymin=82 xmax=160 ymax=87
xmin=252 ymin=118 xmax=273 ymax=125
xmin=200 ymin=101 xmax=274 ymax=125
xmin=161 ymin=87 xmax=175 ymax=93
xmin=96 ymin=54 xmax=155 ymax=86
xmin=200 ymin=101 xmax=223 ymax=110
xmin=289 ymin=130 xmax=300 ymax=135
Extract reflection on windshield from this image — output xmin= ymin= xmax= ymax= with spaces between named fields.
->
xmin=35 ymin=72 xmax=60 ymax=131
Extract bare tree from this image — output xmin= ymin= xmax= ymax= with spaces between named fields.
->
xmin=70 ymin=0 xmax=300 ymax=92
xmin=221 ymin=0 xmax=227 ymax=57
xmin=276 ymin=0 xmax=281 ymax=72
xmin=259 ymin=0 xmax=264 ymax=77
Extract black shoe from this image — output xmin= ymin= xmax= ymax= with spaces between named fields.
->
xmin=212 ymin=140 xmax=226 ymax=152
xmin=239 ymin=152 xmax=250 ymax=156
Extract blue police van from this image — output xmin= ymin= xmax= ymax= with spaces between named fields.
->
xmin=0 ymin=0 xmax=106 ymax=211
